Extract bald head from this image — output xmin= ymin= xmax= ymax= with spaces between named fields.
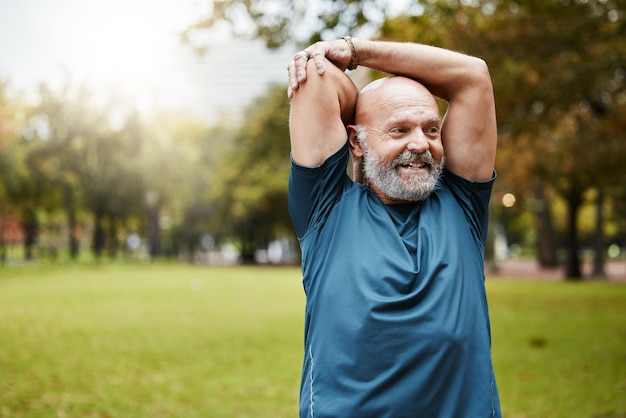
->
xmin=355 ymin=76 xmax=439 ymax=126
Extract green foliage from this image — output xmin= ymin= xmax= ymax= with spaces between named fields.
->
xmin=19 ymin=82 xmax=150 ymax=257
xmin=183 ymin=0 xmax=398 ymax=49
xmin=189 ymin=0 xmax=624 ymax=271
xmin=0 ymin=74 xmax=296 ymax=263
xmin=477 ymin=0 xmax=625 ymax=276
xmin=378 ymin=0 xmax=626 ymax=276
xmin=478 ymin=0 xmax=625 ymax=191
xmin=377 ymin=0 xmax=626 ymax=190
xmin=0 ymin=82 xmax=46 ymax=259
xmin=3 ymin=0 xmax=625 ymax=267
xmin=207 ymin=84 xmax=293 ymax=260
xmin=167 ymin=120 xmax=238 ymax=256
xmin=0 ymin=264 xmax=624 ymax=417
xmin=0 ymin=79 xmax=230 ymax=261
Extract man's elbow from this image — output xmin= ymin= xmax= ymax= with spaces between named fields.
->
xmin=469 ymin=57 xmax=493 ymax=90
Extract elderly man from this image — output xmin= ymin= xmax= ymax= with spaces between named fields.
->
xmin=287 ymin=38 xmax=501 ymax=418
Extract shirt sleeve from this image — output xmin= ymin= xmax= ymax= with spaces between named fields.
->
xmin=288 ymin=141 xmax=350 ymax=239
xmin=441 ymin=169 xmax=496 ymax=245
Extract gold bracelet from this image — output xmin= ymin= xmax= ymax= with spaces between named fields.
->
xmin=342 ymin=36 xmax=359 ymax=71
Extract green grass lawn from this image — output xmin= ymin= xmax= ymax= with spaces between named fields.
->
xmin=0 ymin=264 xmax=624 ymax=417
xmin=489 ymin=279 xmax=626 ymax=418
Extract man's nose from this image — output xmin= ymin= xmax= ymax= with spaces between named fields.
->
xmin=406 ymin=131 xmax=429 ymax=153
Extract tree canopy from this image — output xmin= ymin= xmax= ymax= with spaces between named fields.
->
xmin=184 ymin=0 xmax=625 ymax=276
xmin=182 ymin=0 xmax=418 ymax=49
xmin=0 ymin=0 xmax=624 ymax=275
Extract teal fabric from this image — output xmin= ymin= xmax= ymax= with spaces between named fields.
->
xmin=288 ymin=142 xmax=501 ymax=418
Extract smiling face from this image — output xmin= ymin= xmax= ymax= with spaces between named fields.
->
xmin=350 ymin=77 xmax=445 ymax=204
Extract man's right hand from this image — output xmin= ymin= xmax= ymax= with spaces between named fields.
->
xmin=287 ymin=39 xmax=355 ymax=98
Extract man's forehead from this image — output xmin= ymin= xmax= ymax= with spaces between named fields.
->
xmin=386 ymin=107 xmax=441 ymax=124
xmin=361 ymin=77 xmax=434 ymax=104
xmin=362 ymin=75 xmax=429 ymax=91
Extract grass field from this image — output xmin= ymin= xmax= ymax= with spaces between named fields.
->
xmin=0 ymin=263 xmax=624 ymax=418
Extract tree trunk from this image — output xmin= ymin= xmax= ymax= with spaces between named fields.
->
xmin=0 ymin=213 xmax=7 ymax=265
xmin=532 ymin=186 xmax=558 ymax=267
xmin=148 ymin=205 xmax=161 ymax=258
xmin=564 ymin=185 xmax=583 ymax=280
xmin=107 ymin=216 xmax=119 ymax=258
xmin=21 ymin=207 xmax=38 ymax=261
xmin=591 ymin=188 xmax=606 ymax=278
xmin=93 ymin=210 xmax=106 ymax=258
xmin=68 ymin=213 xmax=80 ymax=259
xmin=65 ymin=187 xmax=79 ymax=259
xmin=239 ymin=224 xmax=257 ymax=265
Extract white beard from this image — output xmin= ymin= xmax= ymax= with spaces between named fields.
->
xmin=360 ymin=135 xmax=444 ymax=202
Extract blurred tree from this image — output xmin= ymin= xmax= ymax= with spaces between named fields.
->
xmin=25 ymin=83 xmax=92 ymax=259
xmin=0 ymin=83 xmax=14 ymax=262
xmin=5 ymin=112 xmax=53 ymax=260
xmin=83 ymin=107 xmax=145 ymax=258
xmin=0 ymin=82 xmax=37 ymax=261
xmin=25 ymin=82 xmax=148 ymax=259
xmin=182 ymin=0 xmax=415 ymax=49
xmin=185 ymin=0 xmax=625 ymax=275
xmin=377 ymin=0 xmax=626 ymax=279
xmin=609 ymin=186 xmax=626 ymax=255
xmin=476 ymin=0 xmax=625 ymax=279
xmin=139 ymin=111 xmax=223 ymax=259
xmin=3 ymin=76 xmax=238 ymax=263
xmin=208 ymin=84 xmax=293 ymax=263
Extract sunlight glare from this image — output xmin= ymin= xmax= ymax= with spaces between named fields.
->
xmin=502 ymin=193 xmax=516 ymax=208
xmin=48 ymin=0 xmax=202 ymax=108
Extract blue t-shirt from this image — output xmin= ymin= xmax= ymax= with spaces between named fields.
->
xmin=288 ymin=142 xmax=501 ymax=418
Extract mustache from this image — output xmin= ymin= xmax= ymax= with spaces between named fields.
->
xmin=392 ymin=150 xmax=436 ymax=167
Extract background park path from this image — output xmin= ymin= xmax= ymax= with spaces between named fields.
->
xmin=486 ymin=258 xmax=626 ymax=282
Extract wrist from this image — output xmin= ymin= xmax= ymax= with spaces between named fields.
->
xmin=342 ymin=36 xmax=360 ymax=71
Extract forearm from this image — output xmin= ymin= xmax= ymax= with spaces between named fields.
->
xmin=288 ymin=38 xmax=496 ymax=181
xmin=355 ymin=39 xmax=495 ymax=180
xmin=353 ymin=39 xmax=490 ymax=101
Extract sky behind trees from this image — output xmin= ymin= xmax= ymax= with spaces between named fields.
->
xmin=0 ymin=0 xmax=296 ymax=123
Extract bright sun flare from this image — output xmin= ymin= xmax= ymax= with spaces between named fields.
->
xmin=2 ymin=0 xmax=300 ymax=122
xmin=48 ymin=0 xmax=202 ymax=98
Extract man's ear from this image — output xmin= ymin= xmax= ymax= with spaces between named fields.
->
xmin=347 ymin=125 xmax=364 ymax=158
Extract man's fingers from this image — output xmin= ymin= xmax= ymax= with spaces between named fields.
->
xmin=294 ymin=51 xmax=309 ymax=83
xmin=288 ymin=51 xmax=310 ymax=91
xmin=311 ymin=52 xmax=327 ymax=75
xmin=287 ymin=44 xmax=331 ymax=97
xmin=287 ymin=59 xmax=298 ymax=94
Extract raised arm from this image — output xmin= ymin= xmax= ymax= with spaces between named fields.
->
xmin=288 ymin=56 xmax=359 ymax=168
xmin=289 ymin=39 xmax=496 ymax=181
